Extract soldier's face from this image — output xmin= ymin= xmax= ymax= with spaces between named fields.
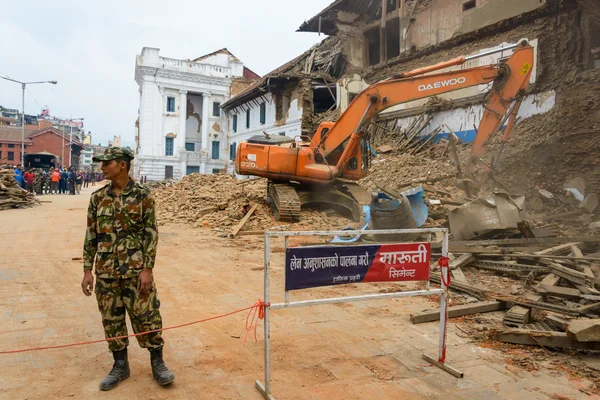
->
xmin=100 ymin=160 xmax=125 ymax=181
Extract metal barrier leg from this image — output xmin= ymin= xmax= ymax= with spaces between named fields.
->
xmin=256 ymin=234 xmax=276 ymax=399
xmin=423 ymin=231 xmax=464 ymax=378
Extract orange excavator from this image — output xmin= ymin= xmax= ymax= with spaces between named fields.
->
xmin=235 ymin=41 xmax=534 ymax=221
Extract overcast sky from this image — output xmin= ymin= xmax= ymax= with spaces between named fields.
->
xmin=0 ymin=0 xmax=329 ymax=147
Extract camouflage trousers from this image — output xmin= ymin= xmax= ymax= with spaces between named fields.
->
xmin=95 ymin=276 xmax=164 ymax=352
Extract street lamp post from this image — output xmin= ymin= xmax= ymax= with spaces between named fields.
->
xmin=0 ymin=76 xmax=57 ymax=166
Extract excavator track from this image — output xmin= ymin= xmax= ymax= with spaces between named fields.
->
xmin=267 ymin=183 xmax=301 ymax=221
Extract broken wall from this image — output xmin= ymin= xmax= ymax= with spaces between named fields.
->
xmin=359 ymin=2 xmax=600 ymax=206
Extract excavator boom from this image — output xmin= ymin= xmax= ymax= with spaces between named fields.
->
xmin=235 ymin=41 xmax=534 ymax=220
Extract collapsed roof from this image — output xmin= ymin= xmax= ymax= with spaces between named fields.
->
xmin=221 ymin=37 xmax=345 ymax=112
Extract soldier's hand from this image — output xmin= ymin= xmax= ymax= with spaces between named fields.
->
xmin=138 ymin=268 xmax=153 ymax=292
xmin=81 ymin=271 xmax=94 ymax=296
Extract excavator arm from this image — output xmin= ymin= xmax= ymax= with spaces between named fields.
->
xmin=236 ymin=41 xmax=534 ymax=186
xmin=320 ymin=41 xmax=534 ymax=179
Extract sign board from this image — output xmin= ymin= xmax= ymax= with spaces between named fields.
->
xmin=285 ymin=243 xmax=431 ymax=291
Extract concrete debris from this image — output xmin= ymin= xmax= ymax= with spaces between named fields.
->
xmin=424 ymin=239 xmax=600 ymax=351
xmin=448 ymin=193 xmax=527 ymax=241
xmin=567 ymin=319 xmax=600 ymax=342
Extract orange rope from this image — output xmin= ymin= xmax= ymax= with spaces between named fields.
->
xmin=0 ymin=300 xmax=269 ymax=355
xmin=244 ymin=299 xmax=269 ymax=343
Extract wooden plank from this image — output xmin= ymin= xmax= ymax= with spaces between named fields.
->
xmin=471 ymin=253 xmax=600 ymax=262
xmin=494 ymin=329 xmax=600 ymax=350
xmin=236 ymin=230 xmax=265 ymax=236
xmin=571 ymin=245 xmax=585 ymax=259
xmin=577 ymin=302 xmax=600 ymax=315
xmin=535 ymin=285 xmax=581 ymax=299
xmin=567 ymin=319 xmax=600 ymax=342
xmin=549 ymin=263 xmax=590 ymax=286
xmin=429 ymin=272 xmax=488 ymax=299
xmin=229 ymin=204 xmax=258 ymax=238
xmin=410 ymin=301 xmax=507 ymax=324
xmin=451 ymin=267 xmax=468 ymax=282
xmin=449 ymin=237 xmax=600 ymax=246
xmin=450 ymin=253 xmax=474 ymax=270
xmin=534 ymin=242 xmax=581 ymax=256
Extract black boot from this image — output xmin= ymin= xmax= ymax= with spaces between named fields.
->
xmin=150 ymin=348 xmax=175 ymax=386
xmin=100 ymin=349 xmax=130 ymax=391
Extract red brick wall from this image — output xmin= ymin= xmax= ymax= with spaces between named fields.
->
xmin=27 ymin=131 xmax=81 ymax=167
xmin=0 ymin=141 xmax=28 ymax=166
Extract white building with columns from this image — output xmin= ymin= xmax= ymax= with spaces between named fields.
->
xmin=134 ymin=47 xmax=258 ymax=180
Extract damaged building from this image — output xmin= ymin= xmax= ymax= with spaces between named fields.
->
xmin=134 ymin=47 xmax=259 ymax=180
xmin=220 ymin=36 xmax=347 ymax=162
xmin=237 ymin=0 xmax=599 ymax=201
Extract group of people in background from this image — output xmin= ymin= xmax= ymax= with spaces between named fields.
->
xmin=12 ymin=164 xmax=103 ymax=196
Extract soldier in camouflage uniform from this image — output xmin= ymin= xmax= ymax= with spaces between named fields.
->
xmin=81 ymin=147 xmax=174 ymax=391
xmin=33 ymin=169 xmax=43 ymax=195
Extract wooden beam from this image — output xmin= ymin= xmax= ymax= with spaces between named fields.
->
xmin=236 ymin=230 xmax=265 ymax=236
xmin=451 ymin=267 xmax=468 ymax=282
xmin=229 ymin=204 xmax=258 ymax=238
xmin=535 ymin=242 xmax=582 ymax=256
xmin=449 ymin=254 xmax=474 ymax=271
xmin=449 ymin=237 xmax=599 ymax=246
xmin=494 ymin=329 xmax=600 ymax=350
xmin=549 ymin=263 xmax=590 ymax=286
xmin=534 ymin=285 xmax=581 ymax=299
xmin=410 ymin=300 xmax=506 ymax=324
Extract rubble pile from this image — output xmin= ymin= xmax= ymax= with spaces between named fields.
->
xmin=152 ymin=174 xmax=269 ymax=227
xmin=360 ymin=145 xmax=463 ymax=195
xmin=152 ymin=174 xmax=355 ymax=233
xmin=418 ymin=239 xmax=600 ymax=379
xmin=0 ymin=167 xmax=39 ymax=210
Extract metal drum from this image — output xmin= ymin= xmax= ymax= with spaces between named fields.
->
xmin=370 ymin=192 xmax=419 ymax=242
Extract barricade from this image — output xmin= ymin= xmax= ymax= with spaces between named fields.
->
xmin=255 ymin=228 xmax=462 ymax=400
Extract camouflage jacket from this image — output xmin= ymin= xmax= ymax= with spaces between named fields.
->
xmin=83 ymin=180 xmax=158 ymax=279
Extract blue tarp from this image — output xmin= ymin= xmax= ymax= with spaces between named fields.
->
xmin=330 ymin=186 xmax=428 ymax=243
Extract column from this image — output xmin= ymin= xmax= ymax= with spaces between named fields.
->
xmin=177 ymin=90 xmax=187 ymax=157
xmin=201 ymin=92 xmax=210 ymax=152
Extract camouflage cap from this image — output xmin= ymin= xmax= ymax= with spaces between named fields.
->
xmin=92 ymin=147 xmax=134 ymax=162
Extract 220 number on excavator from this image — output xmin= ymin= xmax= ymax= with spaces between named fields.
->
xmin=241 ymin=161 xmax=257 ymax=169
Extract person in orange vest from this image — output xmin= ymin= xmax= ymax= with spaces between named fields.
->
xmin=51 ymin=168 xmax=60 ymax=194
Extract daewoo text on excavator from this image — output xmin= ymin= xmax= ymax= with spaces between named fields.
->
xmin=235 ymin=41 xmax=534 ymax=221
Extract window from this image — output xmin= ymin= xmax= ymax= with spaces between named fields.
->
xmin=259 ymin=102 xmax=266 ymax=125
xmin=185 ymin=142 xmax=195 ymax=151
xmin=165 ymin=165 xmax=173 ymax=179
xmin=229 ymin=142 xmax=236 ymax=161
xmin=462 ymin=0 xmax=476 ymax=11
xmin=0 ymin=151 xmax=2 ymax=159
xmin=232 ymin=114 xmax=238 ymax=133
xmin=279 ymin=132 xmax=285 ymax=136
xmin=246 ymin=109 xmax=251 ymax=129
xmin=0 ymin=143 xmax=2 ymax=147
xmin=186 ymin=166 xmax=200 ymax=175
xmin=8 ymin=143 xmax=14 ymax=148
xmin=8 ymin=151 xmax=14 ymax=161
xmin=212 ymin=168 xmax=221 ymax=174
xmin=166 ymin=96 xmax=175 ymax=112
xmin=165 ymin=137 xmax=174 ymax=156
xmin=213 ymin=102 xmax=221 ymax=117
xmin=211 ymin=141 xmax=220 ymax=160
